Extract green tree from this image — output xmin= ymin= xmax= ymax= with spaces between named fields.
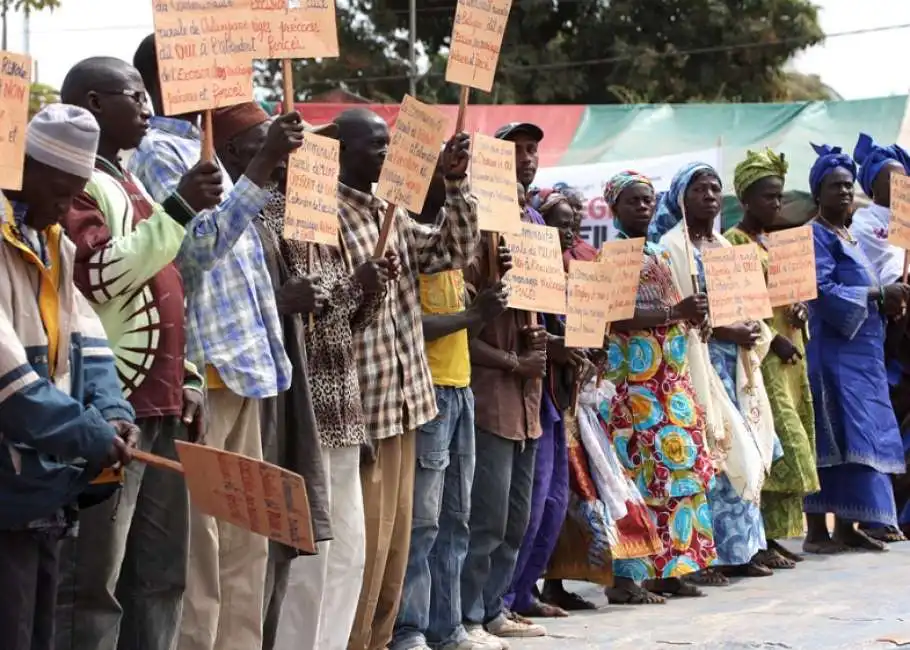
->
xmin=2 ymin=0 xmax=61 ymax=49
xmin=29 ymin=81 xmax=57 ymax=118
xmin=257 ymin=0 xmax=824 ymax=105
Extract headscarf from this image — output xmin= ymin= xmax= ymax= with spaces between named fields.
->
xmin=808 ymin=142 xmax=857 ymax=200
xmin=648 ymin=161 xmax=719 ymax=242
xmin=733 ymin=149 xmax=788 ymax=199
xmin=530 ymin=188 xmax=570 ymax=218
xmin=853 ymin=132 xmax=910 ymax=199
xmin=603 ymin=170 xmax=654 ymax=208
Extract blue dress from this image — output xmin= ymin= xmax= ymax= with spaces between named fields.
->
xmin=802 ymin=223 xmax=905 ymax=526
xmin=695 ymin=250 xmax=769 ymax=565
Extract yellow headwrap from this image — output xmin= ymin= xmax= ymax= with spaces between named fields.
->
xmin=733 ymin=148 xmax=788 ymax=199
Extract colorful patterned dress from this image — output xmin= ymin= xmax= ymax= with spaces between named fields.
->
xmin=606 ymin=243 xmax=718 ymax=581
xmin=725 ymin=227 xmax=819 ymax=539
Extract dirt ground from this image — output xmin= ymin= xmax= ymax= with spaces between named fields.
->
xmin=507 ymin=540 xmax=910 ymax=650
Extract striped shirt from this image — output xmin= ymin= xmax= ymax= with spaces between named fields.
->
xmin=127 ymin=116 xmax=291 ymax=399
xmin=338 ymin=179 xmax=479 ymax=438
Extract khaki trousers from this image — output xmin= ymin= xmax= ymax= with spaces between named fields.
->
xmin=348 ymin=432 xmax=416 ymax=650
xmin=177 ymin=389 xmax=269 ymax=650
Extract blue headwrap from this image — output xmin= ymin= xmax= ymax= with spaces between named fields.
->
xmin=808 ymin=143 xmax=857 ymax=200
xmin=853 ymin=133 xmax=910 ymax=199
xmin=648 ymin=161 xmax=719 ymax=242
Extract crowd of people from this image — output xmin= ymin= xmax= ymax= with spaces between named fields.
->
xmin=2 ymin=30 xmax=909 ymax=650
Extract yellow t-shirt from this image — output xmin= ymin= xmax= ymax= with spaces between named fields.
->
xmin=419 ymin=270 xmax=470 ymax=388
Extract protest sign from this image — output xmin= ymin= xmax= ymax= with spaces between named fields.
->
xmin=152 ymin=0 xmax=255 ymax=116
xmin=445 ymin=0 xmax=512 ymax=92
xmin=0 ymin=51 xmax=30 ymax=190
xmin=283 ymin=132 xmax=340 ymax=246
xmin=175 ymin=441 xmax=315 ymax=554
xmin=375 ymin=95 xmax=449 ymax=214
xmin=251 ymin=0 xmax=339 ymax=59
xmin=565 ymin=260 xmax=610 ymax=348
xmin=600 ymin=237 xmax=644 ymax=321
xmin=766 ymin=225 xmax=817 ymax=307
xmin=471 ymin=133 xmax=521 ymax=233
xmin=703 ymin=243 xmax=773 ymax=328
xmin=505 ymin=223 xmax=566 ymax=314
xmin=889 ymin=173 xmax=910 ymax=250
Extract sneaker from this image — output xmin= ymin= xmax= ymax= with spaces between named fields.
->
xmin=485 ymin=614 xmax=547 ymax=638
xmin=465 ymin=624 xmax=510 ymax=649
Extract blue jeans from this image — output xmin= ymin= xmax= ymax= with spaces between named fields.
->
xmin=392 ymin=387 xmax=475 ymax=649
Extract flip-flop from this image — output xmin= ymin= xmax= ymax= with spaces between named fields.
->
xmin=719 ymin=562 xmax=773 ymax=578
xmin=768 ymin=540 xmax=804 ymax=563
xmin=644 ymin=578 xmax=705 ymax=598
xmin=605 ymin=583 xmax=667 ymax=605
xmin=802 ymin=539 xmax=850 ymax=555
xmin=858 ymin=525 xmax=907 ymax=543
xmin=754 ymin=549 xmax=796 ymax=570
xmin=513 ymin=600 xmax=569 ymax=618
xmin=683 ymin=569 xmax=730 ymax=587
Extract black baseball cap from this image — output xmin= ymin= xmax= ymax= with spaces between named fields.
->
xmin=494 ymin=122 xmax=544 ymax=142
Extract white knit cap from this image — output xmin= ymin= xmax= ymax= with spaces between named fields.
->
xmin=26 ymin=103 xmax=100 ymax=180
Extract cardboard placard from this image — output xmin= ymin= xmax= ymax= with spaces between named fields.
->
xmin=600 ymin=237 xmax=644 ymax=321
xmin=445 ymin=0 xmax=512 ymax=92
xmin=505 ymin=222 xmax=566 ymax=314
xmin=0 ymin=51 xmax=30 ymax=190
xmin=152 ymin=0 xmax=255 ymax=116
xmin=251 ymin=0 xmax=339 ymax=59
xmin=889 ymin=173 xmax=910 ymax=250
xmin=470 ymin=133 xmax=520 ymax=233
xmin=283 ymin=131 xmax=339 ymax=246
xmin=702 ymin=243 xmax=773 ymax=328
xmin=565 ymin=260 xmax=610 ymax=348
xmin=766 ymin=225 xmax=817 ymax=307
xmin=175 ymin=441 xmax=315 ymax=554
xmin=375 ymin=95 xmax=449 ymax=214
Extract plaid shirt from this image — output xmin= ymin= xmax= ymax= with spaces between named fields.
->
xmin=339 ymin=179 xmax=479 ymax=438
xmin=127 ymin=117 xmax=291 ymax=399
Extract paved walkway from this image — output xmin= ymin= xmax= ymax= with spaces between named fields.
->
xmin=507 ymin=540 xmax=910 ymax=650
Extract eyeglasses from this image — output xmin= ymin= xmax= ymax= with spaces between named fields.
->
xmin=94 ymin=89 xmax=148 ymax=105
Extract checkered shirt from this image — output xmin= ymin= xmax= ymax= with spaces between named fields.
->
xmin=127 ymin=116 xmax=291 ymax=399
xmin=338 ymin=179 xmax=479 ymax=438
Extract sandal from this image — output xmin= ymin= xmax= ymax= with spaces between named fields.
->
xmin=834 ymin=527 xmax=889 ymax=552
xmin=644 ymin=578 xmax=704 ymax=598
xmin=683 ymin=569 xmax=730 ymax=587
xmin=803 ymin=539 xmax=850 ymax=555
xmin=768 ymin=539 xmax=804 ymax=563
xmin=605 ymin=582 xmax=666 ymax=605
xmin=540 ymin=585 xmax=597 ymax=611
xmin=858 ymin=524 xmax=907 ymax=544
xmin=754 ymin=549 xmax=796 ymax=570
xmin=718 ymin=562 xmax=773 ymax=578
xmin=512 ymin=600 xmax=569 ymax=619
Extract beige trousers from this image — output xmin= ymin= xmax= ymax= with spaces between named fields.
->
xmin=348 ymin=432 xmax=417 ymax=650
xmin=274 ymin=446 xmax=366 ymax=650
xmin=177 ymin=389 xmax=269 ymax=650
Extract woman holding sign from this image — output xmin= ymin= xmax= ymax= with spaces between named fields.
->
xmin=726 ymin=150 xmax=820 ymax=569
xmin=801 ymin=144 xmax=909 ymax=553
xmin=657 ymin=163 xmax=779 ymax=587
xmin=599 ymin=171 xmax=718 ymax=604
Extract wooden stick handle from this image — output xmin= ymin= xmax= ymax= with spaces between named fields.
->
xmin=488 ymin=232 xmax=499 ymax=282
xmin=373 ymin=203 xmax=397 ymax=258
xmin=201 ymin=110 xmax=214 ymax=163
xmin=282 ymin=59 xmax=295 ymax=112
xmin=455 ymin=86 xmax=469 ymax=133
xmin=132 ymin=448 xmax=185 ymax=475
xmin=903 ymin=250 xmax=909 ymax=284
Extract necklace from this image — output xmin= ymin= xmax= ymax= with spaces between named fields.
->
xmin=817 ymin=214 xmax=856 ymax=244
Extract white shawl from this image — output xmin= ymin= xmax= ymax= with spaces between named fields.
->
xmin=660 ymin=223 xmax=776 ymax=501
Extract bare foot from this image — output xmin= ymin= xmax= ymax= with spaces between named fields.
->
xmin=513 ymin=599 xmax=569 ymax=618
xmin=834 ymin=522 xmax=889 ymax=552
xmin=718 ymin=560 xmax=773 ymax=578
xmin=644 ymin=577 xmax=704 ymax=598
xmin=768 ymin=539 xmax=804 ymax=563
xmin=683 ymin=569 xmax=730 ymax=587
xmin=606 ymin=577 xmax=666 ymax=604
xmin=754 ymin=548 xmax=796 ymax=570
xmin=540 ymin=580 xmax=597 ymax=611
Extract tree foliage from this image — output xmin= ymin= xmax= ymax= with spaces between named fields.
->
xmin=29 ymin=81 xmax=58 ymax=118
xmin=3 ymin=0 xmax=61 ymax=11
xmin=258 ymin=0 xmax=825 ymax=105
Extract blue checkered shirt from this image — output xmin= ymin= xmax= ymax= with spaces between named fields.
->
xmin=127 ymin=116 xmax=291 ymax=399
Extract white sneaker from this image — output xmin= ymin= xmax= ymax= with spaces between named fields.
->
xmin=465 ymin=624 xmax=510 ymax=649
xmin=485 ymin=614 xmax=547 ymax=638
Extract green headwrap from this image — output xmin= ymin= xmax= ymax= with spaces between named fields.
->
xmin=733 ymin=148 xmax=788 ymax=199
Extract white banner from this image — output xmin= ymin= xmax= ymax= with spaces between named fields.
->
xmin=533 ymin=148 xmax=722 ymax=248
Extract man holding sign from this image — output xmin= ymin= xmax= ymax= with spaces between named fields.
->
xmin=332 ymin=108 xmax=479 ymax=650
xmin=129 ymin=35 xmax=306 ymax=650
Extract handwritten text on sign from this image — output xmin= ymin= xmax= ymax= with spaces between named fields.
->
xmin=505 ymin=223 xmax=566 ymax=314
xmin=766 ymin=225 xmax=817 ymax=307
xmin=702 ymin=243 xmax=773 ymax=328
xmin=565 ymin=260 xmax=610 ymax=348
xmin=251 ymin=0 xmax=339 ymax=59
xmin=471 ymin=133 xmax=520 ymax=233
xmin=0 ymin=52 xmax=30 ymax=190
xmin=375 ymin=95 xmax=449 ymax=214
xmin=445 ymin=0 xmax=513 ymax=92
xmin=175 ymin=441 xmax=315 ymax=554
xmin=889 ymin=173 xmax=910 ymax=250
xmin=152 ymin=0 xmax=255 ymax=116
xmin=600 ymin=237 xmax=644 ymax=321
xmin=283 ymin=132 xmax=339 ymax=246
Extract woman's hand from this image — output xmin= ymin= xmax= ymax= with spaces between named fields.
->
xmin=770 ymin=334 xmax=802 ymax=365
xmin=672 ymin=293 xmax=709 ymax=324
xmin=786 ymin=303 xmax=808 ymax=328
xmin=713 ymin=322 xmax=760 ymax=349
